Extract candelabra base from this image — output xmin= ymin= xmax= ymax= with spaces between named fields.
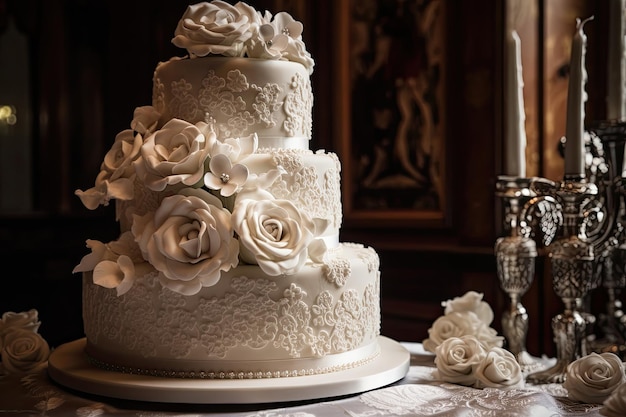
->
xmin=525 ymin=359 xmax=570 ymax=385
xmin=516 ymin=350 xmax=547 ymax=374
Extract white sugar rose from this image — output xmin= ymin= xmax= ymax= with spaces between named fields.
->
xmin=423 ymin=311 xmax=504 ymax=353
xmin=172 ymin=1 xmax=258 ymax=57
xmin=232 ymin=196 xmax=327 ymax=276
xmin=434 ymin=336 xmax=486 ymax=386
xmin=131 ymin=105 xmax=161 ymax=135
xmin=75 ymin=129 xmax=142 ymax=209
xmin=474 ymin=347 xmax=524 ymax=389
xmin=135 ymin=119 xmax=214 ymax=192
xmin=1 ymin=328 xmax=50 ymax=374
xmin=601 ymin=382 xmax=626 ymax=417
xmin=564 ymin=352 xmax=626 ymax=404
xmin=0 ymin=310 xmax=41 ymax=347
xmin=444 ymin=291 xmax=494 ymax=325
xmin=133 ymin=188 xmax=239 ymax=295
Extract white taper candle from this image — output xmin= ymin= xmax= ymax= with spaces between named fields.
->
xmin=505 ymin=30 xmax=527 ymax=177
xmin=564 ymin=17 xmax=593 ymax=178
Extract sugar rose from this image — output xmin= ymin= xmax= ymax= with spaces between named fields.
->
xmin=601 ymin=382 xmax=626 ymax=417
xmin=232 ymin=197 xmax=325 ymax=276
xmin=1 ymin=328 xmax=50 ymax=374
xmin=131 ymin=105 xmax=161 ymax=135
xmin=76 ymin=128 xmax=142 ymax=209
xmin=434 ymin=336 xmax=486 ymax=386
xmin=564 ymin=352 xmax=626 ymax=404
xmin=135 ymin=119 xmax=214 ymax=192
xmin=0 ymin=310 xmax=40 ymax=339
xmin=172 ymin=1 xmax=258 ymax=57
xmin=423 ymin=311 xmax=503 ymax=353
xmin=444 ymin=291 xmax=494 ymax=325
xmin=474 ymin=347 xmax=524 ymax=389
xmin=133 ymin=188 xmax=239 ymax=295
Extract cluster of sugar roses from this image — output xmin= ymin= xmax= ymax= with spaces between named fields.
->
xmin=423 ymin=291 xmax=524 ymax=389
xmin=0 ymin=310 xmax=50 ymax=375
xmin=563 ymin=351 xmax=626 ymax=416
xmin=74 ymin=106 xmax=329 ymax=297
xmin=172 ymin=1 xmax=314 ymax=74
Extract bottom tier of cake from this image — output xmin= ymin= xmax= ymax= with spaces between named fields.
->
xmin=82 ymin=243 xmax=381 ymax=378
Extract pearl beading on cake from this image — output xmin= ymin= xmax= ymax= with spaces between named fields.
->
xmin=86 ymin=349 xmax=380 ymax=379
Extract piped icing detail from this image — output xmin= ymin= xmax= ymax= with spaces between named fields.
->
xmin=83 ymin=265 xmax=380 ymax=361
xmin=153 ymin=64 xmax=313 ymax=141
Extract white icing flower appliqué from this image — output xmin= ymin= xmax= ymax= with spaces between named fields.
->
xmin=73 ymin=231 xmax=151 ymax=296
xmin=135 ymin=119 xmax=214 ymax=192
xmin=232 ymin=198 xmax=327 ymax=276
xmin=132 ymin=188 xmax=239 ymax=295
xmin=204 ymin=153 xmax=249 ymax=197
xmin=171 ymin=1 xmax=258 ymax=58
xmin=75 ymin=129 xmax=143 ymax=209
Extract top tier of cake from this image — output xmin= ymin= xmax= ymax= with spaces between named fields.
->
xmin=153 ymin=57 xmax=312 ymax=149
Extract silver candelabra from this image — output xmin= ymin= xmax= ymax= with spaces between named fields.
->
xmin=496 ymin=122 xmax=626 ymax=384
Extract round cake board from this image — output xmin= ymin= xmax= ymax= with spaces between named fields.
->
xmin=48 ymin=336 xmax=410 ymax=404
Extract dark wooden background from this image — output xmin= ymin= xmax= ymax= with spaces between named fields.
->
xmin=0 ymin=0 xmax=615 ymax=358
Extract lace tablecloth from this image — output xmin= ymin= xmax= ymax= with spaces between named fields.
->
xmin=0 ymin=342 xmax=604 ymax=417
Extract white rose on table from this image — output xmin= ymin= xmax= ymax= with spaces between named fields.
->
xmin=563 ymin=352 xmax=626 ymax=404
xmin=133 ymin=188 xmax=239 ymax=295
xmin=232 ymin=195 xmax=327 ymax=276
xmin=423 ymin=311 xmax=504 ymax=353
xmin=474 ymin=347 xmax=524 ymax=389
xmin=601 ymin=382 xmax=626 ymax=417
xmin=444 ymin=291 xmax=494 ymax=325
xmin=172 ymin=1 xmax=259 ymax=57
xmin=0 ymin=309 xmax=40 ymax=336
xmin=135 ymin=119 xmax=214 ymax=192
xmin=434 ymin=336 xmax=486 ymax=386
xmin=1 ymin=328 xmax=50 ymax=374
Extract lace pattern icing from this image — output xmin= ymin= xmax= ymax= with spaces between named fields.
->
xmin=152 ymin=67 xmax=312 ymax=139
xmin=268 ymin=148 xmax=342 ymax=231
xmin=83 ymin=266 xmax=380 ymax=364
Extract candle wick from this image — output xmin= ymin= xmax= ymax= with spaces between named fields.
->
xmin=576 ymin=15 xmax=594 ymax=32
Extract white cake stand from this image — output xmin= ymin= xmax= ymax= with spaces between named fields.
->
xmin=48 ymin=336 xmax=410 ymax=404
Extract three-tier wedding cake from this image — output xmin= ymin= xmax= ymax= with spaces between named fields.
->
xmin=71 ymin=0 xmax=384 ymax=380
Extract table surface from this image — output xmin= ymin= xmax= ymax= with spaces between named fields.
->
xmin=0 ymin=342 xmax=605 ymax=417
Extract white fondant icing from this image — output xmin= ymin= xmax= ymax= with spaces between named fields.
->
xmin=82 ymin=244 xmax=381 ymax=377
xmin=75 ymin=1 xmax=382 ymax=379
xmin=153 ymin=57 xmax=313 ymax=141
